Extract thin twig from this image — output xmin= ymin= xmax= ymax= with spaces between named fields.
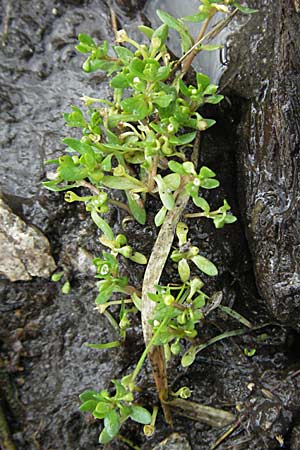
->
xmin=182 ymin=14 xmax=214 ymax=75
xmin=210 ymin=420 xmax=241 ymax=450
xmin=108 ymin=1 xmax=119 ymax=39
xmin=172 ymin=9 xmax=239 ymax=74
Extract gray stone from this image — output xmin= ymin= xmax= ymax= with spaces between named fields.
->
xmin=151 ymin=433 xmax=191 ymax=450
xmin=0 ymin=198 xmax=56 ymax=281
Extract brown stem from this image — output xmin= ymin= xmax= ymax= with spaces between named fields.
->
xmin=182 ymin=15 xmax=214 ymax=76
xmin=148 ymin=155 xmax=159 ymax=192
xmin=141 ymin=133 xmax=200 ymax=425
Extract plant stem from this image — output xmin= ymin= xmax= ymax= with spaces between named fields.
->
xmin=131 ymin=313 xmax=171 ymax=384
xmin=172 ymin=9 xmax=239 ymax=74
xmin=141 ymin=132 xmax=200 ymax=425
xmin=79 ymin=180 xmax=132 ymax=214
xmin=182 ymin=14 xmax=214 ymax=76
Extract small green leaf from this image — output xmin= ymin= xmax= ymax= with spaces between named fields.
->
xmin=63 ymin=138 xmax=92 ymax=155
xmin=79 ymin=390 xmax=98 ymax=402
xmin=168 ymin=160 xmax=187 ymax=175
xmin=104 ymin=410 xmax=120 ymax=438
xmin=178 ymin=258 xmax=190 ymax=282
xmin=191 ymin=255 xmax=218 ymax=276
xmin=155 ymin=206 xmax=167 ymax=227
xmin=79 ymin=400 xmax=98 ymax=412
xmin=78 ymin=33 xmax=95 ymax=46
xmin=99 ymin=428 xmax=113 ymax=445
xmin=157 ymin=9 xmax=184 ymax=32
xmin=160 ymin=192 xmax=175 ymax=211
xmin=62 ymin=281 xmax=71 ymax=294
xmin=182 ymin=12 xmax=208 ymax=22
xmin=152 ymin=93 xmax=174 ymax=108
xmin=51 ymin=271 xmax=64 ymax=282
xmin=131 ymin=293 xmax=142 ymax=311
xmin=87 ymin=341 xmax=121 ymax=349
xmin=113 ymin=45 xmax=134 ymax=63
xmin=163 ymin=173 xmax=181 ymax=191
xmin=192 ymin=196 xmax=210 ymax=212
xmin=91 ymin=211 xmax=114 ymax=240
xmin=126 ymin=192 xmax=146 ymax=225
xmin=129 ymin=406 xmax=152 ymax=424
xmin=205 ymin=94 xmax=224 ymax=104
xmin=110 ymin=73 xmax=130 ymax=89
xmin=102 ymin=176 xmax=145 ymax=191
xmin=169 ymin=131 xmax=196 ymax=145
xmin=233 ymin=3 xmax=259 ymax=14
xmin=199 ymin=166 xmax=216 ymax=178
xmin=129 ymin=252 xmax=147 ymax=265
xmin=138 ymin=25 xmax=154 ymax=39
xmin=200 ymin=44 xmax=223 ymax=51
xmin=200 ymin=178 xmax=220 ymax=189
xmin=196 ymin=72 xmax=211 ymax=90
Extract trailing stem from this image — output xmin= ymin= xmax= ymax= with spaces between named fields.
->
xmin=141 ymin=133 xmax=200 ymax=424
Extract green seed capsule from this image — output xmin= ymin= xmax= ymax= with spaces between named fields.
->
xmin=163 ymin=294 xmax=175 ymax=306
xmin=170 ymin=342 xmax=181 ymax=355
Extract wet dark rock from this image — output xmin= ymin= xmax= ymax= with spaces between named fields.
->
xmin=222 ymin=0 xmax=300 ymax=330
xmin=0 ymin=198 xmax=56 ymax=281
xmin=1 ymin=0 xmax=300 ymax=449
xmin=291 ymin=424 xmax=300 ymax=450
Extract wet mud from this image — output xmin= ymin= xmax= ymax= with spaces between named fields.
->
xmin=0 ymin=1 xmax=300 ymax=449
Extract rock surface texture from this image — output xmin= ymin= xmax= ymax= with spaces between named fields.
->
xmin=1 ymin=1 xmax=300 ymax=449
xmin=224 ymin=0 xmax=300 ymax=329
xmin=0 ymin=198 xmax=56 ymax=281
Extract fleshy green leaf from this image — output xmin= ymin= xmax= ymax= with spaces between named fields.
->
xmin=104 ymin=410 xmax=120 ymax=438
xmin=129 ymin=406 xmax=152 ymax=424
xmin=91 ymin=211 xmax=114 ymax=240
xmin=78 ymin=33 xmax=95 ymax=46
xmin=233 ymin=3 xmax=259 ymax=14
xmin=182 ymin=12 xmax=208 ymax=22
xmin=99 ymin=428 xmax=113 ymax=445
xmin=169 ymin=131 xmax=196 ymax=145
xmin=191 ymin=255 xmax=218 ymax=276
xmin=178 ymin=258 xmax=190 ymax=282
xmin=87 ymin=341 xmax=121 ymax=349
xmin=79 ymin=400 xmax=98 ymax=412
xmin=163 ymin=173 xmax=181 ymax=191
xmin=199 ymin=166 xmax=216 ymax=178
xmin=129 ymin=252 xmax=147 ymax=265
xmin=79 ymin=390 xmax=98 ymax=402
xmin=168 ymin=160 xmax=187 ymax=175
xmin=155 ymin=206 xmax=167 ymax=227
xmin=63 ymin=138 xmax=92 ymax=155
xmin=113 ymin=45 xmax=134 ymax=63
xmin=200 ymin=178 xmax=220 ymax=189
xmin=160 ymin=192 xmax=175 ymax=210
xmin=192 ymin=196 xmax=210 ymax=212
xmin=138 ymin=25 xmax=154 ymax=39
xmin=126 ymin=192 xmax=146 ymax=225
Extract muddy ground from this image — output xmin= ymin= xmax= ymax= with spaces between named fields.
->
xmin=0 ymin=1 xmax=300 ymax=449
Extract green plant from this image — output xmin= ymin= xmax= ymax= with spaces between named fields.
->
xmin=45 ymin=0 xmax=257 ymax=445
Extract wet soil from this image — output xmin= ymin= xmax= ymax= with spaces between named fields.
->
xmin=1 ymin=1 xmax=300 ymax=449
